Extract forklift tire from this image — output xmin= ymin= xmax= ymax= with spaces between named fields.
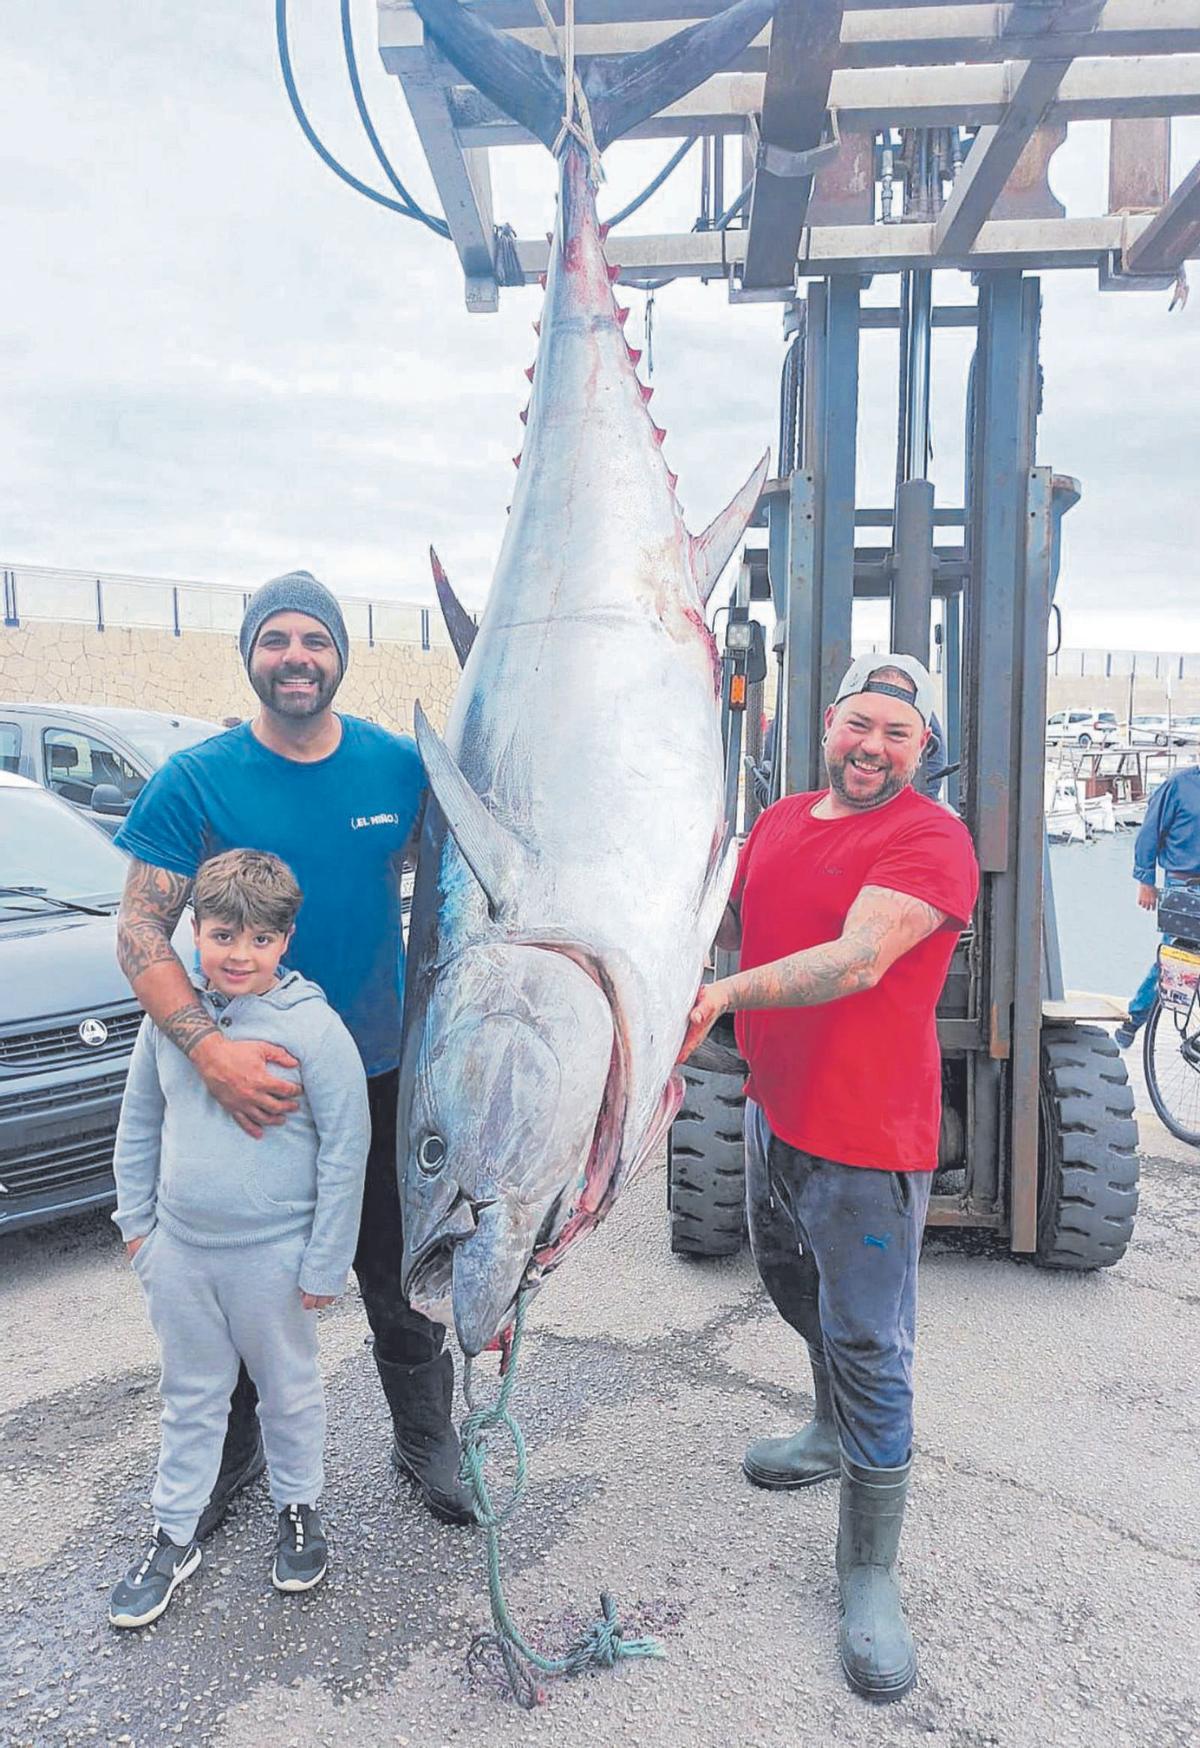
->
xmin=668 ymin=1065 xmax=746 ymax=1258
xmin=1035 ymin=1024 xmax=1139 ymax=1270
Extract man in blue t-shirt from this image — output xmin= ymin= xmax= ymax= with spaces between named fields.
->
xmin=115 ymin=570 xmax=472 ymax=1529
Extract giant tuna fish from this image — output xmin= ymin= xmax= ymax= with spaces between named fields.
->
xmin=399 ymin=0 xmax=775 ymax=1356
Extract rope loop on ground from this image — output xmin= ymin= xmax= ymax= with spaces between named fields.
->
xmin=459 ymin=1291 xmax=665 ymax=1708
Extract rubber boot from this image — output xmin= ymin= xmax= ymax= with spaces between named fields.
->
xmin=375 ymin=1350 xmax=474 ymax=1527
xmin=836 ymin=1454 xmax=917 ymax=1702
xmin=196 ymin=1365 xmax=266 ymax=1542
xmin=743 ymin=1352 xmax=840 ymax=1489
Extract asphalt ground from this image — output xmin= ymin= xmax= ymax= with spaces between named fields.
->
xmin=2 ymin=1052 xmax=1198 ymax=1748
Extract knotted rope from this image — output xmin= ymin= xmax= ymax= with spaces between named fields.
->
xmin=531 ymin=0 xmax=604 ymax=183
xmin=459 ymin=1292 xmax=665 ymax=1708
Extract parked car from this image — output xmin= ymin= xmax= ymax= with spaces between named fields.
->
xmin=1129 ymin=713 xmax=1200 ymax=747
xmin=1129 ymin=714 xmax=1172 ymax=746
xmin=0 ymin=702 xmax=219 ymax=835
xmin=1167 ymin=714 xmax=1200 ymax=746
xmin=1045 ymin=709 xmax=1119 ymax=747
xmin=0 ymin=773 xmax=188 ymax=1235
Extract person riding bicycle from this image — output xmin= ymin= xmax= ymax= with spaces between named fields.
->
xmin=1115 ymin=763 xmax=1200 ymax=1049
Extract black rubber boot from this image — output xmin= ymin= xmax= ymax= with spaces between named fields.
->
xmin=195 ymin=1366 xmax=266 ymax=1542
xmin=743 ymin=1351 xmax=840 ymax=1489
xmin=836 ymin=1454 xmax=917 ymax=1702
xmin=375 ymin=1350 xmax=474 ymax=1527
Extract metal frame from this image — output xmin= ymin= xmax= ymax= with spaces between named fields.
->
xmin=751 ymin=266 xmax=1062 ymax=1246
xmin=379 ymin=0 xmax=1200 ymax=306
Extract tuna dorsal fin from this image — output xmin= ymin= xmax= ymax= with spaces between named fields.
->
xmin=413 ymin=702 xmax=526 ymax=920
xmin=411 ymin=0 xmax=777 ymax=155
xmin=429 ymin=547 xmax=477 ymax=669
xmin=691 ymin=450 xmax=771 ymax=606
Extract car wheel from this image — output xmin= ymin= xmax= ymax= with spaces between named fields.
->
xmin=1077 ymin=733 xmax=1092 ymax=747
xmin=1155 ymin=733 xmax=1168 ymax=747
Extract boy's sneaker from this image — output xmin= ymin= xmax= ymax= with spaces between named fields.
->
xmin=272 ymin=1503 xmax=328 ymax=1593
xmin=108 ymin=1527 xmax=201 ymax=1629
xmin=1114 ymin=1022 xmax=1138 ymax=1050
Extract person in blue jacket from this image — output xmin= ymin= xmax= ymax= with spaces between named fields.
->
xmin=114 ymin=570 xmax=473 ymax=1531
xmin=1115 ymin=764 xmax=1200 ymax=1048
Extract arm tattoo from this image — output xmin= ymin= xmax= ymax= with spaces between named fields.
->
xmin=723 ymin=884 xmax=947 ymax=1014
xmin=117 ymin=860 xmax=218 ymax=1057
xmin=162 ymin=1002 xmax=221 ymax=1057
xmin=117 ymin=859 xmax=195 ymax=981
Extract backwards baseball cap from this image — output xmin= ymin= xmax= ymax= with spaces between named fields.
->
xmin=833 ymin=653 xmax=935 ymax=726
xmin=239 ymin=570 xmax=350 ymax=677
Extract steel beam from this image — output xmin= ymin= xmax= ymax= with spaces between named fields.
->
xmin=1108 ymin=115 xmax=1172 ymax=209
xmin=379 ymin=32 xmax=498 ymax=310
xmin=507 ymin=212 xmax=1155 ymax=285
xmin=741 ymin=0 xmax=845 ymax=293
xmin=1123 ymin=154 xmax=1200 ymax=271
xmin=1009 ymin=463 xmax=1055 ymax=1253
xmin=449 ymin=56 xmax=1200 ymax=145
xmin=416 ymin=1 xmax=1200 ymax=66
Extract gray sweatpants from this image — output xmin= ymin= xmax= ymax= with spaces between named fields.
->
xmin=744 ymin=1101 xmax=931 ymax=1471
xmin=132 ymin=1227 xmax=325 ymax=1545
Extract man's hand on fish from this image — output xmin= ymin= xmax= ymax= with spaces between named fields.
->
xmin=677 ymin=980 xmax=732 ymax=1063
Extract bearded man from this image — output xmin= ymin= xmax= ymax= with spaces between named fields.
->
xmin=680 ymin=653 xmax=979 ymax=1701
xmin=115 ymin=571 xmax=472 ymax=1533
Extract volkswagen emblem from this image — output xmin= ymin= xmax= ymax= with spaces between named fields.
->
xmin=79 ymin=1017 xmax=109 ymax=1048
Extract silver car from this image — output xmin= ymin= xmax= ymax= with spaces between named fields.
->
xmin=0 ymin=703 xmax=220 ymax=835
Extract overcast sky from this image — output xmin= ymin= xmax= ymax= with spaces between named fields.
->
xmin=3 ymin=0 xmax=1198 ymax=652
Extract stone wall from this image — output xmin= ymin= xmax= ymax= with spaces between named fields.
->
xmin=0 ymin=621 xmax=460 ymax=732
xmin=1045 ymin=673 xmax=1200 ymax=719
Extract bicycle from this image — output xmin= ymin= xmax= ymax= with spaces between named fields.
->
xmin=1142 ymin=882 xmax=1200 ymax=1146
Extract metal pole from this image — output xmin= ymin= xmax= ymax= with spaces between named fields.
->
xmin=902 ymin=270 xmax=933 ymax=482
xmin=944 ymin=591 xmax=962 ymax=813
xmin=892 ymin=267 xmax=934 ymax=661
xmin=891 ymin=478 xmax=935 ymax=663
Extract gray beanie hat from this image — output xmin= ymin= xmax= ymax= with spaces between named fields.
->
xmin=239 ymin=571 xmax=350 ymax=676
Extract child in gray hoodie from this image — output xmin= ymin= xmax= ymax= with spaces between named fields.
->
xmin=108 ymin=849 xmax=369 ymax=1628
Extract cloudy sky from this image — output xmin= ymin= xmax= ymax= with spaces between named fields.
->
xmin=2 ymin=0 xmax=1198 ymax=651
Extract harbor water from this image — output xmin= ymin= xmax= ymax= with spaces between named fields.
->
xmin=1048 ymin=829 xmax=1159 ymax=1000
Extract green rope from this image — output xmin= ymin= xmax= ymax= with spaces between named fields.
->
xmin=459 ymin=1292 xmax=666 ymax=1708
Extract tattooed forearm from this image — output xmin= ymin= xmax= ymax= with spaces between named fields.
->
xmin=720 ymin=885 xmax=947 ymax=1015
xmin=160 ymin=1002 xmax=220 ymax=1059
xmin=116 ymin=860 xmax=195 ymax=983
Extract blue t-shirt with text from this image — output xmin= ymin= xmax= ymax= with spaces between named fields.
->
xmin=116 ymin=718 xmax=425 ymax=1076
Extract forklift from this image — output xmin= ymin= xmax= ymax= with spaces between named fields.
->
xmin=668 ymin=269 xmax=1141 ymax=1269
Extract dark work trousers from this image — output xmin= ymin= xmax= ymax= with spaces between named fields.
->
xmin=219 ymin=1067 xmax=443 ymax=1466
xmin=744 ymin=1100 xmax=931 ymax=1471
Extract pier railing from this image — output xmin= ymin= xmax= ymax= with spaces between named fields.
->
xmin=1 ymin=562 xmax=452 ymax=652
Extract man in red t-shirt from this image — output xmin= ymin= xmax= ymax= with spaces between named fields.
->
xmin=680 ymin=653 xmax=979 ymax=1703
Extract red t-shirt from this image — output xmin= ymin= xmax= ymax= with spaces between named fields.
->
xmin=730 ymin=786 xmax=979 ymax=1173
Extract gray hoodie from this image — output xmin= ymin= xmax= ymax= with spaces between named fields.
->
xmin=112 ymin=971 xmax=369 ymax=1298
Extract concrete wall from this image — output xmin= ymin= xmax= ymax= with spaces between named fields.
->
xmin=0 ymin=621 xmax=460 ymax=732
xmin=1045 ymin=674 xmax=1200 ymax=718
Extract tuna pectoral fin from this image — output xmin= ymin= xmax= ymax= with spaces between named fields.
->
xmin=413 ymin=702 xmax=529 ymax=920
xmin=692 ymin=450 xmax=772 ymax=606
xmin=429 ymin=547 xmax=476 ymax=668
xmin=414 ymin=0 xmax=777 ymax=155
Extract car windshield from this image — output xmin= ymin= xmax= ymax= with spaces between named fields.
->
xmin=104 ymin=713 xmax=218 ymax=768
xmin=1 ymin=787 xmax=128 ymax=913
xmin=1097 ymin=713 xmax=1117 ymax=724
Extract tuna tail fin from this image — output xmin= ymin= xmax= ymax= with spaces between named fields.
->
xmin=692 ymin=450 xmax=771 ymax=606
xmin=429 ymin=547 xmax=477 ymax=669
xmin=410 ymin=0 xmax=776 ymax=154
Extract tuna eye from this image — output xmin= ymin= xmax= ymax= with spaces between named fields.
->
xmin=417 ymin=1134 xmax=446 ymax=1174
